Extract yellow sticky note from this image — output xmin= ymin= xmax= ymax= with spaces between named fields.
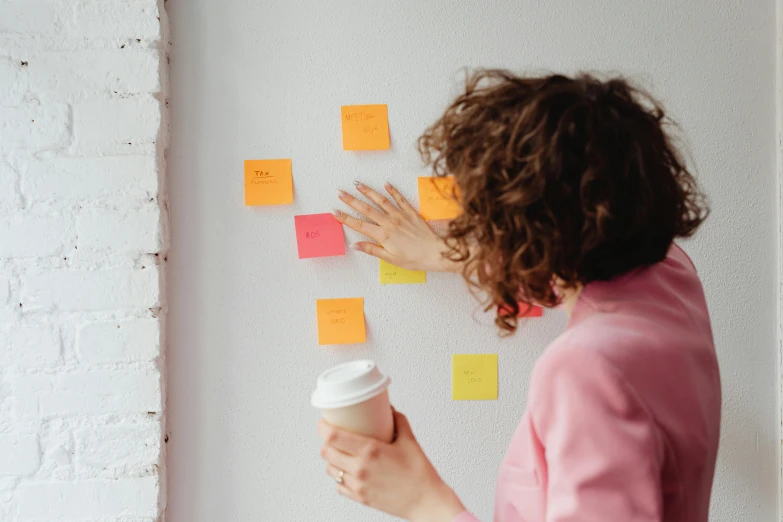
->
xmin=316 ymin=298 xmax=366 ymax=345
xmin=341 ymin=104 xmax=390 ymax=150
xmin=379 ymin=259 xmax=426 ymax=285
xmin=244 ymin=159 xmax=293 ymax=205
xmin=452 ymin=354 xmax=498 ymax=401
xmin=418 ymin=176 xmax=461 ymax=220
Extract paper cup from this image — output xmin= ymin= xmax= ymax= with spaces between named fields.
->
xmin=311 ymin=360 xmax=394 ymax=442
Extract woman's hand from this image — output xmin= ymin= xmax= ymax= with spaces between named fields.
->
xmin=318 ymin=410 xmax=465 ymax=522
xmin=334 ymin=182 xmax=461 ymax=273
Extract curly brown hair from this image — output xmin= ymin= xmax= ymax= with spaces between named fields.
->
xmin=418 ymin=70 xmax=709 ymax=334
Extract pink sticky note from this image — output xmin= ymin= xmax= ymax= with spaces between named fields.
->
xmin=294 ymin=213 xmax=346 ymax=259
xmin=498 ymin=303 xmax=544 ymax=318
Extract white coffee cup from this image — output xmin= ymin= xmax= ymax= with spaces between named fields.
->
xmin=311 ymin=360 xmax=394 ymax=442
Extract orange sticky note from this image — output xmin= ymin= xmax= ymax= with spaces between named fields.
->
xmin=316 ymin=298 xmax=366 ymax=345
xmin=341 ymin=104 xmax=390 ymax=150
xmin=418 ymin=176 xmax=461 ymax=220
xmin=244 ymin=159 xmax=293 ymax=205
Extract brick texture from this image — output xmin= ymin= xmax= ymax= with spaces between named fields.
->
xmin=21 ymin=267 xmax=160 ymax=311
xmin=0 ymin=324 xmax=60 ymax=367
xmin=75 ymin=421 xmax=161 ymax=469
xmin=23 ymin=155 xmax=158 ymax=201
xmin=77 ymin=207 xmax=161 ymax=252
xmin=0 ymin=0 xmax=168 ymax=519
xmin=12 ymin=369 xmax=161 ymax=417
xmin=0 ymin=214 xmax=73 ymax=258
xmin=77 ymin=318 xmax=160 ymax=363
xmin=0 ymin=434 xmax=40 ymax=476
xmin=17 ymin=477 xmax=158 ymax=520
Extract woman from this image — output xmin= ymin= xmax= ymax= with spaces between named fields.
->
xmin=318 ymin=70 xmax=720 ymax=522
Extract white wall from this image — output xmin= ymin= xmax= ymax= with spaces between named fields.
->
xmin=166 ymin=1 xmax=778 ymax=521
xmin=0 ymin=0 xmax=168 ymax=520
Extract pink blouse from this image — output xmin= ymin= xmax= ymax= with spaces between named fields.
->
xmin=454 ymin=244 xmax=721 ymax=522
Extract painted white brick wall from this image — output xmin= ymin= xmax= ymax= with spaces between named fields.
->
xmin=17 ymin=477 xmax=159 ymax=520
xmin=0 ymin=0 xmax=168 ymax=520
xmin=77 ymin=319 xmax=160 ymax=363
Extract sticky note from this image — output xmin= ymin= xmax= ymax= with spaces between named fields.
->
xmin=519 ymin=305 xmax=543 ymax=317
xmin=499 ymin=303 xmax=544 ymax=318
xmin=379 ymin=259 xmax=426 ymax=285
xmin=316 ymin=298 xmax=366 ymax=345
xmin=341 ymin=104 xmax=390 ymax=150
xmin=452 ymin=354 xmax=498 ymax=401
xmin=244 ymin=159 xmax=293 ymax=205
xmin=294 ymin=213 xmax=346 ymax=259
xmin=418 ymin=176 xmax=461 ymax=220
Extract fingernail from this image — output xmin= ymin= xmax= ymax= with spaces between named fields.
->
xmin=350 ymin=244 xmax=363 ymax=252
xmin=337 ymin=189 xmax=348 ymax=198
xmin=384 ymin=182 xmax=392 ymax=189
xmin=332 ymin=209 xmax=343 ymax=217
xmin=353 ymin=181 xmax=365 ymax=190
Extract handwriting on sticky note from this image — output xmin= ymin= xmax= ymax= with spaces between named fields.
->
xmin=452 ymin=354 xmax=498 ymax=401
xmin=379 ymin=259 xmax=426 ymax=285
xmin=294 ymin=213 xmax=345 ymax=259
xmin=341 ymin=104 xmax=390 ymax=150
xmin=418 ymin=176 xmax=461 ymax=220
xmin=316 ymin=298 xmax=366 ymax=345
xmin=244 ymin=159 xmax=293 ymax=206
xmin=498 ymin=303 xmax=544 ymax=318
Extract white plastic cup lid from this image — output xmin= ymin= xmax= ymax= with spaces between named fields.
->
xmin=311 ymin=360 xmax=391 ymax=409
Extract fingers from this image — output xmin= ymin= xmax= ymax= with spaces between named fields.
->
xmin=337 ymin=483 xmax=366 ymax=505
xmin=384 ymin=183 xmax=421 ymax=220
xmin=354 ymin=182 xmax=403 ymax=220
xmin=332 ymin=210 xmax=385 ymax=243
xmin=326 ymin=464 xmax=361 ymax=491
xmin=319 ymin=419 xmax=375 ymax=455
xmin=331 ymin=465 xmax=370 ymax=506
xmin=338 ymin=189 xmax=390 ymax=227
xmin=392 ymin=410 xmax=415 ymax=442
xmin=350 ymin=242 xmax=395 ymax=263
xmin=320 ymin=445 xmax=359 ymax=475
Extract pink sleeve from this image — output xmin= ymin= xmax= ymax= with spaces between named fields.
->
xmin=530 ymin=345 xmax=663 ymax=522
xmin=451 ymin=512 xmax=481 ymax=522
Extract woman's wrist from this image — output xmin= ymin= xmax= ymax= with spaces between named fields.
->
xmin=408 ymin=481 xmax=466 ymax=522
xmin=437 ymin=255 xmax=465 ymax=274
xmin=422 ymin=240 xmax=465 ymax=273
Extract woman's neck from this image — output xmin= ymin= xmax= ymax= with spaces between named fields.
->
xmin=554 ymin=280 xmax=583 ymax=316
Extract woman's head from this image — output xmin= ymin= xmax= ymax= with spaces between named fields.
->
xmin=418 ymin=70 xmax=709 ymax=333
